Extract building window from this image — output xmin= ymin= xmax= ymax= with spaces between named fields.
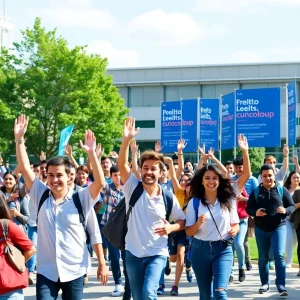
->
xmin=135 ymin=120 xmax=155 ymax=128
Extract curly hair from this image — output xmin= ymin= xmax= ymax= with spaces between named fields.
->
xmin=188 ymin=165 xmax=236 ymax=211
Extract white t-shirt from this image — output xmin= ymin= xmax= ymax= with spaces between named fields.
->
xmin=122 ymin=174 xmax=186 ymax=258
xmin=186 ymin=198 xmax=239 ymax=241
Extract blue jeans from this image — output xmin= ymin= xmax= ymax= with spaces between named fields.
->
xmin=191 ymin=239 xmax=233 ymax=300
xmin=0 ymin=289 xmax=23 ymax=300
xmin=255 ymin=225 xmax=286 ymax=286
xmin=27 ymin=225 xmax=37 ymax=273
xmin=107 ymin=240 xmax=122 ymax=285
xmin=36 ymin=274 xmax=84 ymax=300
xmin=125 ymin=250 xmax=167 ymax=300
xmin=233 ymin=219 xmax=248 ymax=269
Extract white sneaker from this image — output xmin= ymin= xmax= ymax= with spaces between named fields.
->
xmin=111 ymin=284 xmax=124 ymax=297
xmin=286 ymin=263 xmax=292 ymax=268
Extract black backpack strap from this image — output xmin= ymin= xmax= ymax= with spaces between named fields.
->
xmin=36 ymin=189 xmax=50 ymax=224
xmin=126 ymin=181 xmax=144 ymax=221
xmin=162 ymin=189 xmax=173 ymax=222
xmin=73 ymin=192 xmax=90 ymax=244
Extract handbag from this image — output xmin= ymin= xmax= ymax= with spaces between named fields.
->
xmin=0 ymin=219 xmax=28 ymax=294
xmin=206 ymin=205 xmax=234 ymax=247
xmin=0 ymin=219 xmax=26 ymax=273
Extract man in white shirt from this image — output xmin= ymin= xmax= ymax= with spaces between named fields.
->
xmin=118 ymin=117 xmax=186 ymax=300
xmin=14 ymin=115 xmax=109 ymax=300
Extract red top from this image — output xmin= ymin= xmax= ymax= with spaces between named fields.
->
xmin=0 ymin=219 xmax=33 ymax=295
xmin=237 ymin=188 xmax=249 ymax=219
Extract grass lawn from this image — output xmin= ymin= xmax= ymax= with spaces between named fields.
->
xmin=248 ymin=237 xmax=298 ymax=264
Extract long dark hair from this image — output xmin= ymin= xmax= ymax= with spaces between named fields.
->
xmin=188 ymin=165 xmax=235 ymax=211
xmin=0 ymin=190 xmax=11 ymax=219
xmin=284 ymin=171 xmax=300 ymax=190
xmin=0 ymin=171 xmax=19 ymax=194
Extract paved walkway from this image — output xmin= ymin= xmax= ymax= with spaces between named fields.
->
xmin=24 ymin=260 xmax=300 ymax=299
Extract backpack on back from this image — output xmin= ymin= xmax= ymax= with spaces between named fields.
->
xmin=102 ymin=181 xmax=173 ymax=251
xmin=37 ymin=190 xmax=90 ymax=244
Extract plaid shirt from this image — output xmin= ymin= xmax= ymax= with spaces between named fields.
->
xmin=100 ymin=182 xmax=124 ymax=226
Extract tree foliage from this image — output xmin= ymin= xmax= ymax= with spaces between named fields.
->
xmin=0 ymin=18 xmax=128 ymax=159
xmin=221 ymin=147 xmax=265 ymax=173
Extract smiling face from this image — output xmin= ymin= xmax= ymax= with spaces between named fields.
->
xmin=180 ymin=175 xmax=191 ymax=190
xmin=47 ymin=165 xmax=70 ymax=194
xmin=225 ymin=163 xmax=234 ymax=175
xmin=141 ymin=159 xmax=161 ymax=186
xmin=291 ymin=172 xmax=300 ymax=187
xmin=202 ymin=170 xmax=220 ymax=193
xmin=3 ymin=174 xmax=16 ymax=193
xmin=234 ymin=165 xmax=243 ymax=178
xmin=68 ymin=167 xmax=76 ymax=186
xmin=261 ymin=169 xmax=275 ymax=189
xmin=76 ymin=170 xmax=89 ymax=186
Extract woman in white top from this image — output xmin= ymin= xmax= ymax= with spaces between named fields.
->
xmin=186 ymin=164 xmax=240 ymax=300
xmin=283 ymin=170 xmax=300 ymax=267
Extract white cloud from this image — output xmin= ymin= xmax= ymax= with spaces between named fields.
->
xmin=127 ymin=9 xmax=204 ymax=47
xmin=87 ymin=40 xmax=139 ymax=68
xmin=41 ymin=1 xmax=116 ymax=29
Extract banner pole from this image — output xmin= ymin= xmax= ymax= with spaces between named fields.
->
xmin=180 ymin=99 xmax=183 ymax=140
xmin=197 ymin=97 xmax=201 ymax=163
xmin=234 ymin=90 xmax=237 ymax=159
xmin=286 ymin=84 xmax=289 ymax=147
xmin=219 ymin=95 xmax=222 ymax=162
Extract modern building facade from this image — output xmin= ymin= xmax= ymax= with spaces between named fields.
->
xmin=107 ymin=62 xmax=300 ymax=163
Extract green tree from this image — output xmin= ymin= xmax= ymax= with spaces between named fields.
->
xmin=236 ymin=147 xmax=265 ymax=173
xmin=0 ymin=18 xmax=128 ymax=159
xmin=221 ymin=147 xmax=265 ymax=174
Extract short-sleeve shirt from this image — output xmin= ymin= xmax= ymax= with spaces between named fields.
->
xmin=100 ymin=182 xmax=124 ymax=226
xmin=186 ymin=198 xmax=239 ymax=241
xmin=29 ymin=178 xmax=97 ymax=282
xmin=122 ymin=174 xmax=186 ymax=258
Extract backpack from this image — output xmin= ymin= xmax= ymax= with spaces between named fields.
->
xmin=37 ymin=190 xmax=90 ymax=244
xmin=102 ymin=181 xmax=173 ymax=251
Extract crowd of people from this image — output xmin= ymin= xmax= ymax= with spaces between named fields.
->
xmin=0 ymin=115 xmax=300 ymax=300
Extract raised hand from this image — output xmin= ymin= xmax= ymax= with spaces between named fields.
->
xmin=292 ymin=155 xmax=299 ymax=165
xmin=109 ymin=151 xmax=119 ymax=159
xmin=123 ymin=118 xmax=139 ymax=140
xmin=40 ymin=151 xmax=46 ymax=161
xmin=207 ymin=147 xmax=215 ymax=160
xmin=155 ymin=140 xmax=163 ymax=153
xmin=14 ymin=115 xmax=29 ymax=139
xmin=283 ymin=144 xmax=289 ymax=157
xmin=238 ymin=134 xmax=248 ymax=152
xmin=177 ymin=139 xmax=187 ymax=153
xmin=95 ymin=144 xmax=104 ymax=158
xmin=130 ymin=139 xmax=139 ymax=154
xmin=65 ymin=144 xmax=73 ymax=157
xmin=79 ymin=130 xmax=96 ymax=154
xmin=198 ymin=143 xmax=206 ymax=157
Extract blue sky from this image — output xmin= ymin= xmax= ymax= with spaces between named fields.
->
xmin=4 ymin=0 xmax=300 ymax=68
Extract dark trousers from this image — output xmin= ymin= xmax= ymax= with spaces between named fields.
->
xmin=36 ymin=274 xmax=84 ymax=300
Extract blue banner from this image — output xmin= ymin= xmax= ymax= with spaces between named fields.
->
xmin=287 ymin=80 xmax=297 ymax=146
xmin=161 ymin=101 xmax=182 ymax=152
xmin=235 ymin=88 xmax=281 ymax=147
xmin=221 ymin=93 xmax=235 ymax=150
xmin=181 ymin=99 xmax=198 ymax=152
xmin=58 ymin=125 xmax=74 ymax=156
xmin=161 ymin=100 xmax=197 ymax=152
xmin=200 ymin=98 xmax=220 ymax=150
